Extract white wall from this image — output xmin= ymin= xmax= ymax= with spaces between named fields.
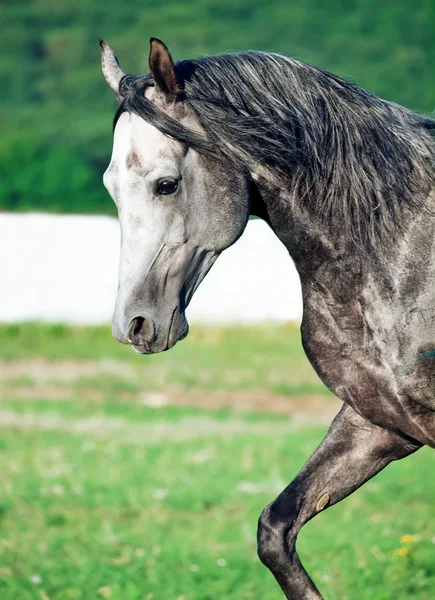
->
xmin=0 ymin=213 xmax=302 ymax=324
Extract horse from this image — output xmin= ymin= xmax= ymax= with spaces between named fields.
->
xmin=99 ymin=37 xmax=435 ymax=599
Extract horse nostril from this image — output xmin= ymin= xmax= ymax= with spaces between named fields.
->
xmin=131 ymin=316 xmax=144 ymax=338
xmin=128 ymin=316 xmax=156 ymax=345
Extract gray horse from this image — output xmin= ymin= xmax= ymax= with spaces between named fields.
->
xmin=100 ymin=37 xmax=435 ymax=599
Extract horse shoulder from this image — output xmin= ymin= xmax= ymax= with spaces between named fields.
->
xmin=299 ymin=258 xmax=435 ymax=446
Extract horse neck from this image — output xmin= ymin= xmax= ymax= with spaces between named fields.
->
xmin=253 ymin=176 xmax=345 ymax=274
xmin=254 ymin=176 xmax=435 ymax=304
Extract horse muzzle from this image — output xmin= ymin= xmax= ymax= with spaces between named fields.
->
xmin=112 ymin=308 xmax=189 ymax=354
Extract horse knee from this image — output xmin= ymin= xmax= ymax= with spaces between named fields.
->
xmin=257 ymin=503 xmax=292 ymax=569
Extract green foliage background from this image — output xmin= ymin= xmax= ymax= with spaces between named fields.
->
xmin=2 ymin=0 xmax=435 ymax=215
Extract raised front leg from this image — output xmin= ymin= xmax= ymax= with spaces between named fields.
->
xmin=257 ymin=403 xmax=420 ymax=599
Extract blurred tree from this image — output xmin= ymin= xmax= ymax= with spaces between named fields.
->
xmin=1 ymin=0 xmax=434 ymax=214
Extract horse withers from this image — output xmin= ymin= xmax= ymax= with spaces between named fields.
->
xmin=100 ymin=38 xmax=435 ymax=599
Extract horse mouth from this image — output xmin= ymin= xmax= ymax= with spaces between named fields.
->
xmin=166 ymin=305 xmax=178 ymax=349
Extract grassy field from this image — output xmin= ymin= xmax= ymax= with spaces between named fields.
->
xmin=1 ymin=323 xmax=435 ymax=599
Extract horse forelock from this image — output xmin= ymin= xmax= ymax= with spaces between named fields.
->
xmin=114 ymin=51 xmax=435 ymax=255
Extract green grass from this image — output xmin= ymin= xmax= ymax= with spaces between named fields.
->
xmin=1 ymin=323 xmax=435 ymax=599
xmin=0 ymin=322 xmax=330 ymax=397
xmin=1 ymin=403 xmax=435 ymax=600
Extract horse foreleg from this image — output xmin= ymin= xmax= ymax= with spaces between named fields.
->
xmin=257 ymin=402 xmax=420 ymax=599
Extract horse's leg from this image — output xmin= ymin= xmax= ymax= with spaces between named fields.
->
xmin=257 ymin=403 xmax=421 ymax=600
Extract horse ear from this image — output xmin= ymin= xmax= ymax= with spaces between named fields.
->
xmin=99 ymin=39 xmax=125 ymax=101
xmin=149 ymin=38 xmax=179 ymax=103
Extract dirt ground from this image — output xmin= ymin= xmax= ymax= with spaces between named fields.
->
xmin=0 ymin=359 xmax=341 ymax=424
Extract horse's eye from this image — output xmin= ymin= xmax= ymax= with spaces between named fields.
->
xmin=157 ymin=178 xmax=179 ymax=195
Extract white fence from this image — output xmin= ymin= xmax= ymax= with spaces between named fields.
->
xmin=1 ymin=213 xmax=302 ymax=324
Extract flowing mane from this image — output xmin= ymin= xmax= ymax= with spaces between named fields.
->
xmin=114 ymin=51 xmax=435 ymax=251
